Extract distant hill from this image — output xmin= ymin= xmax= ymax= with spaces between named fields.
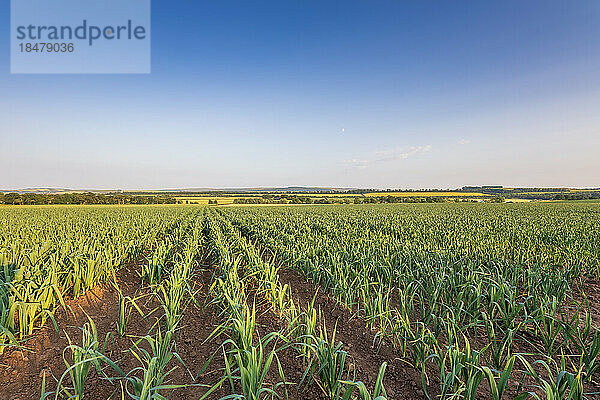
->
xmin=1 ymin=186 xmax=357 ymax=194
xmin=0 ymin=188 xmax=117 ymax=194
xmin=0 ymin=188 xmax=74 ymax=194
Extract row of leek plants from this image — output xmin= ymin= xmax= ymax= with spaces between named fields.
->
xmin=220 ymin=204 xmax=600 ymax=399
xmin=0 ymin=207 xmax=198 ymax=352
xmin=40 ymin=209 xmax=206 ymax=400
xmin=207 ymin=209 xmax=389 ymax=400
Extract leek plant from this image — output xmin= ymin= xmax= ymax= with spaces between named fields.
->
xmin=341 ymin=362 xmax=388 ymax=400
xmin=300 ymin=324 xmax=354 ymax=400
xmin=124 ymin=329 xmax=184 ymax=400
xmin=222 ymin=333 xmax=287 ymax=400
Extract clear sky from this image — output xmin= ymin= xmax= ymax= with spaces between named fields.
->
xmin=2 ymin=1 xmax=599 ymax=190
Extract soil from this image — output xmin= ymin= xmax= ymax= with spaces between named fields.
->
xmin=0 ymin=256 xmax=151 ymax=400
xmin=573 ymin=275 xmax=600 ymax=329
xmin=162 ymin=267 xmax=229 ymax=400
xmin=3 ymin=252 xmax=600 ymax=400
xmin=274 ymin=266 xmax=600 ymax=399
xmin=0 ymin=258 xmax=227 ymax=400
xmin=276 ymin=267 xmax=431 ymax=400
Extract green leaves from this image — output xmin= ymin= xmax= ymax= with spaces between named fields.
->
xmin=481 ymin=355 xmax=529 ymax=400
xmin=2 ymin=202 xmax=600 ymax=400
xmin=221 ymin=335 xmax=287 ymax=400
xmin=342 ymin=362 xmax=388 ymax=400
xmin=519 ymin=355 xmax=584 ymax=400
xmin=0 ymin=206 xmax=197 ymax=345
xmin=299 ymin=324 xmax=354 ymax=400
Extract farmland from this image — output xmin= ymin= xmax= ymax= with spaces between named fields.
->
xmin=173 ymin=192 xmax=487 ymax=206
xmin=1 ymin=203 xmax=600 ymax=399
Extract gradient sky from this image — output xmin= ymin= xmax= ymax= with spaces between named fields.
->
xmin=2 ymin=1 xmax=600 ymax=190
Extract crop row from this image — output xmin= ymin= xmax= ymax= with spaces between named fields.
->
xmin=219 ymin=203 xmax=600 ymax=399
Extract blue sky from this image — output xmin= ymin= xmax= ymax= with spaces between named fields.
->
xmin=2 ymin=1 xmax=599 ymax=189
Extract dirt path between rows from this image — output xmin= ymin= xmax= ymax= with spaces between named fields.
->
xmin=164 ymin=267 xmax=228 ymax=400
xmin=248 ymin=289 xmax=331 ymax=400
xmin=0 ymin=256 xmax=152 ymax=400
xmin=276 ymin=267 xmax=432 ymax=400
xmin=228 ymin=221 xmax=432 ymax=399
xmin=0 ymin=257 xmax=227 ymax=400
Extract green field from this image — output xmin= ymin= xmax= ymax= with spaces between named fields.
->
xmin=1 ymin=203 xmax=599 ymax=399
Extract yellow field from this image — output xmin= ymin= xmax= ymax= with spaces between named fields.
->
xmin=363 ymin=191 xmax=483 ymax=197
xmin=176 ymin=196 xmax=247 ymax=205
xmin=221 ymin=203 xmax=318 ymax=207
xmin=175 ymin=191 xmax=486 ymax=205
xmin=285 ymin=192 xmax=484 ymax=198
xmin=293 ymin=193 xmax=356 ymax=197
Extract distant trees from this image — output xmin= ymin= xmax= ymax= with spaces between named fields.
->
xmin=554 ymin=193 xmax=600 ymax=201
xmin=353 ymin=196 xmax=448 ymax=204
xmin=230 ymin=195 xmax=470 ymax=205
xmin=0 ymin=192 xmax=177 ymax=205
xmin=233 ymin=195 xmax=317 ymax=205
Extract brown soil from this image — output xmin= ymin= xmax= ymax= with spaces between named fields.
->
xmin=248 ymin=291 xmax=331 ymax=400
xmin=0 ymin=259 xmax=227 ymax=400
xmin=275 ymin=266 xmax=600 ymax=399
xmin=3 ymin=251 xmax=599 ymax=400
xmin=162 ymin=267 xmax=229 ymax=400
xmin=573 ymin=275 xmax=600 ymax=329
xmin=0 ymin=257 xmax=151 ymax=400
xmin=277 ymin=267 xmax=430 ymax=400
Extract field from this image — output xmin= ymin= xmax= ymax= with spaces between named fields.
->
xmin=174 ymin=191 xmax=486 ymax=205
xmin=176 ymin=196 xmax=254 ymax=205
xmin=1 ymin=203 xmax=600 ymax=399
xmin=362 ymin=191 xmax=483 ymax=197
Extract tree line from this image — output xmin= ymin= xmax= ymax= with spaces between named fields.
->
xmin=553 ymin=193 xmax=600 ymax=201
xmin=0 ymin=192 xmax=177 ymax=205
xmin=232 ymin=195 xmax=493 ymax=205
